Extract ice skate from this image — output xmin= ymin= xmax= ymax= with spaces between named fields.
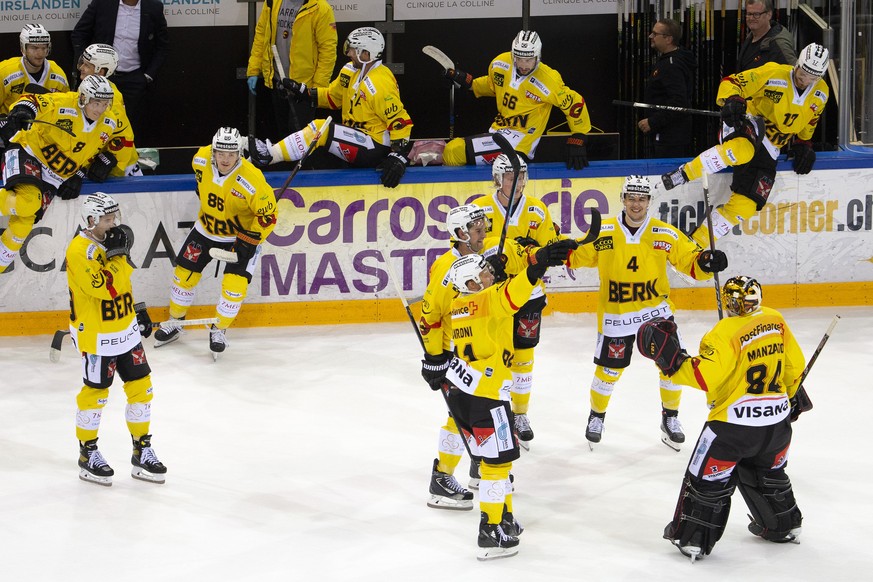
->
xmin=585 ymin=410 xmax=605 ymax=451
xmin=427 ymin=459 xmax=473 ymax=511
xmin=661 ymin=165 xmax=689 ymax=191
xmin=78 ymin=438 xmax=113 ymax=487
xmin=248 ymin=135 xmax=274 ymax=169
xmin=514 ymin=413 xmax=533 ymax=451
xmin=748 ymin=515 xmax=801 ymax=544
xmin=131 ymin=434 xmax=167 ymax=484
xmin=672 ymin=539 xmax=704 ymax=563
xmin=501 ymin=505 xmax=524 ymax=537
xmin=660 ymin=408 xmax=685 ymax=451
xmin=153 ymin=317 xmax=184 ymax=347
xmin=468 ymin=458 xmax=480 ymax=490
xmin=477 ymin=512 xmax=519 ymax=561
xmin=209 ymin=324 xmax=228 ymax=361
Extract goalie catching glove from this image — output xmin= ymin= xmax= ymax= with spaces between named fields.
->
xmin=421 ymin=350 xmax=453 ymax=391
xmin=636 ymin=317 xmax=689 ymax=376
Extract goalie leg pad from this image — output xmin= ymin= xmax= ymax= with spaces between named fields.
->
xmin=737 ymin=463 xmax=802 ymax=542
xmin=665 ymin=475 xmax=735 ymax=558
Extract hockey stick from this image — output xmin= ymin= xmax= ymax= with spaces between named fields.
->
xmin=491 ymin=132 xmax=521 ymax=260
xmin=0 ymin=115 xmax=78 ymax=138
xmin=574 ymin=208 xmax=602 ymax=246
xmin=211 ymin=117 xmax=333 ymax=264
xmin=422 ymin=46 xmax=457 ymax=138
xmin=612 ymin=99 xmax=721 ymax=118
xmin=271 ymin=44 xmax=301 ymax=131
xmin=49 ymin=317 xmax=220 ymax=362
xmin=702 ymin=172 xmax=724 ymax=320
xmin=789 ymin=314 xmax=840 ymax=418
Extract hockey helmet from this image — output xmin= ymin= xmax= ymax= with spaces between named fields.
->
xmin=81 ymin=192 xmax=120 ymax=230
xmin=511 ymin=30 xmax=542 ymax=74
xmin=78 ymin=75 xmax=114 ymax=108
xmin=446 ymin=205 xmax=489 ymax=244
xmin=20 ymin=24 xmax=51 ymax=54
xmin=448 ymin=254 xmax=491 ymax=295
xmin=80 ymin=44 xmax=119 ymax=77
xmin=343 ymin=27 xmax=384 ymax=63
xmin=212 ymin=127 xmax=246 ymax=155
xmin=620 ymin=175 xmax=653 ymax=202
xmin=796 ymin=43 xmax=829 ymax=78
xmin=722 ymin=275 xmax=763 ymax=317
xmin=491 ymin=152 xmax=528 ymax=186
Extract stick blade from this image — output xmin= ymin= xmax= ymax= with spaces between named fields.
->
xmin=49 ymin=330 xmax=68 ymax=363
xmin=577 ymin=209 xmax=602 ymax=245
xmin=208 ymin=247 xmax=238 ymax=264
xmin=490 ymin=132 xmax=520 ymax=172
xmin=422 ymin=45 xmax=454 ymax=70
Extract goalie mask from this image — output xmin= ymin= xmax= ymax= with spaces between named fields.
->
xmin=722 ymin=275 xmax=763 ymax=317
xmin=512 ymin=30 xmax=542 ymax=75
xmin=343 ymin=27 xmax=384 ymax=64
xmin=448 ymin=254 xmax=492 ymax=295
xmin=81 ymin=192 xmax=121 ymax=231
xmin=446 ymin=205 xmax=489 ymax=245
xmin=80 ymin=43 xmax=119 ymax=77
xmin=78 ymin=75 xmax=114 ymax=108
xmin=20 ymin=24 xmax=51 ymax=55
xmin=491 ymin=153 xmax=528 ymax=186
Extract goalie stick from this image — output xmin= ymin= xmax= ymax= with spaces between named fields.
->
xmin=790 ymin=314 xmax=840 ymax=419
xmin=49 ymin=317 xmax=220 ymax=363
xmin=210 ymin=117 xmax=334 ymax=264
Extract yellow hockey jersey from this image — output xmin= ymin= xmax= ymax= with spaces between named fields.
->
xmin=471 ymin=52 xmax=591 ymax=157
xmin=718 ymin=62 xmax=828 ymax=149
xmin=672 ymin=306 xmax=806 ymax=426
xmin=66 ymin=232 xmax=141 ymax=356
xmin=104 ymin=81 xmax=139 ymax=177
xmin=567 ymin=214 xmax=711 ymax=335
xmin=315 ymin=61 xmax=413 ymax=145
xmin=446 ymin=271 xmax=536 ymax=401
xmin=192 ymin=146 xmax=278 ymax=243
xmin=0 ymin=57 xmax=69 ymax=114
xmin=10 ymin=92 xmax=124 ymax=181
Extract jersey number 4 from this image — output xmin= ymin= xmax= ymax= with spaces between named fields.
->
xmin=744 ymin=361 xmax=783 ymax=394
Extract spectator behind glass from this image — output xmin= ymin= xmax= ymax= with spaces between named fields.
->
xmin=736 ymin=0 xmax=797 ymax=72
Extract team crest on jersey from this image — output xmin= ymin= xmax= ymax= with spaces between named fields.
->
xmin=99 ymin=131 xmax=110 ymax=144
xmin=23 ymin=158 xmax=41 ymax=178
xmin=653 ymin=240 xmax=672 ymax=252
xmin=131 ymin=347 xmax=146 ymax=366
xmin=183 ymin=241 xmax=202 ymax=263
xmin=594 ymin=237 xmax=613 ymax=251
xmin=493 ymin=72 xmax=504 ymax=87
xmin=764 ymin=89 xmax=782 ymax=103
xmin=517 ymin=313 xmax=541 ymax=339
xmin=607 ymin=338 xmax=626 ymax=359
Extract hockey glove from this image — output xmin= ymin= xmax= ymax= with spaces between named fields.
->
xmin=103 ymin=225 xmax=131 ymax=260
xmin=566 ymin=133 xmax=589 ymax=170
xmin=636 ymin=317 xmax=689 ymax=377
xmin=279 ymin=78 xmax=311 ymax=103
xmin=248 ymin=135 xmax=274 ymax=168
xmin=379 ymin=152 xmax=408 ymax=188
xmin=514 ymin=235 xmax=539 ymax=248
xmin=697 ymin=249 xmax=728 ymax=274
xmin=57 ymin=171 xmax=85 ymax=201
xmin=0 ymin=103 xmax=35 ymax=142
xmin=789 ymin=385 xmax=814 ymax=422
xmin=86 ymin=151 xmax=117 ymax=183
xmin=444 ymin=68 xmax=473 ymax=90
xmin=133 ymin=302 xmax=153 ymax=339
xmin=720 ymin=95 xmax=747 ymax=129
xmin=789 ymin=140 xmax=816 ymax=175
xmin=527 ymin=239 xmax=579 ymax=281
xmin=224 ymin=229 xmax=261 ymax=277
xmin=484 ymin=253 xmax=508 ymax=284
xmin=421 ymin=350 xmax=453 ymax=391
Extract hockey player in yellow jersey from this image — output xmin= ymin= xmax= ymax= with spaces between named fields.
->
xmin=153 ymin=127 xmax=278 ymax=360
xmin=0 ymin=75 xmax=125 ymax=274
xmin=440 ymin=30 xmax=591 ymax=169
xmin=248 ymin=27 xmax=414 ymax=188
xmin=660 ymin=43 xmax=830 ymax=247
xmin=0 ymin=25 xmax=68 ymax=115
xmin=637 ymin=276 xmax=806 ymax=561
xmin=566 ymin=176 xmax=728 ymax=450
xmin=443 ymin=238 xmax=577 ymax=560
xmin=470 ymin=154 xmax=563 ymax=448
xmin=67 ymin=192 xmax=166 ymax=487
xmin=76 ymin=43 xmax=142 ymax=178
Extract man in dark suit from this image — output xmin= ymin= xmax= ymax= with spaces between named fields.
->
xmin=72 ymin=0 xmax=169 ymax=145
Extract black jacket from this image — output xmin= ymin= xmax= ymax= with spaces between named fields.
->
xmin=736 ymin=22 xmax=797 ymax=72
xmin=643 ymin=47 xmax=696 ymax=147
xmin=71 ymin=0 xmax=169 ymax=80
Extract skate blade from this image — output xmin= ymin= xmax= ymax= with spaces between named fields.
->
xmin=518 ymin=440 xmax=530 ymax=452
xmin=468 ymin=478 xmax=480 ymax=490
xmin=674 ymin=541 xmax=703 ymax=563
xmin=153 ymin=333 xmax=182 ymax=348
xmin=131 ymin=467 xmax=166 ymax=484
xmin=427 ymin=496 xmax=474 ymax=511
xmin=661 ymin=433 xmax=683 ymax=452
xmin=587 ymin=440 xmax=596 ymax=452
xmin=79 ymin=470 xmax=112 ymax=487
xmin=477 ymin=546 xmax=519 ymax=561
xmin=211 ymin=350 xmax=221 ymax=362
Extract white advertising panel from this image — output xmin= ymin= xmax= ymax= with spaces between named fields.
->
xmin=394 ymin=0 xmax=521 ymax=21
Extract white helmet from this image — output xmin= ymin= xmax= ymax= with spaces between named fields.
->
xmin=512 ymin=30 xmax=542 ymax=73
xmin=796 ymin=43 xmax=829 ymax=78
xmin=621 ymin=175 xmax=653 ymax=201
xmin=344 ymin=27 xmax=384 ymax=63
xmin=80 ymin=44 xmax=119 ymax=77
xmin=20 ymin=24 xmax=51 ymax=54
xmin=212 ymin=127 xmax=245 ymax=155
xmin=491 ymin=152 xmax=528 ymax=186
xmin=446 ymin=205 xmax=489 ymax=244
xmin=78 ymin=75 xmax=114 ymax=108
xmin=448 ymin=254 xmax=490 ymax=295
xmin=81 ymin=192 xmax=120 ymax=230
xmin=722 ymin=275 xmax=763 ymax=317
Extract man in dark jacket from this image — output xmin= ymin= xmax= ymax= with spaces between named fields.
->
xmin=638 ymin=18 xmax=696 ymax=158
xmin=72 ymin=0 xmax=169 ymax=144
xmin=736 ymin=0 xmax=796 ymax=72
